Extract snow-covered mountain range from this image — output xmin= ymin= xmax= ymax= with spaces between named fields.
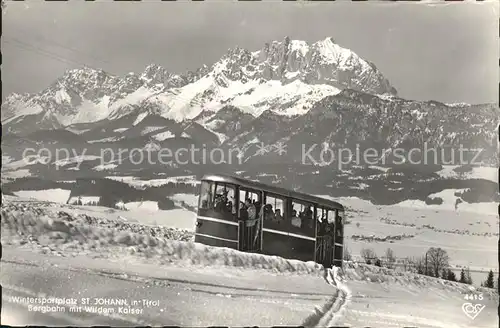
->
xmin=2 ymin=36 xmax=499 ymax=172
xmin=2 ymin=37 xmax=396 ymax=128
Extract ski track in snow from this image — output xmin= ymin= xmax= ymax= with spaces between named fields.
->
xmin=301 ymin=267 xmax=352 ymax=327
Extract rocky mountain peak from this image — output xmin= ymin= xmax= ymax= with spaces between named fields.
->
xmin=210 ymin=37 xmax=397 ymax=96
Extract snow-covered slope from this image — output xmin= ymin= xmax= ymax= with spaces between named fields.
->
xmin=1 ymin=197 xmax=497 ymax=327
xmin=339 ymin=262 xmax=497 ymax=328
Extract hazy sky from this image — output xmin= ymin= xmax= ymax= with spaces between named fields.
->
xmin=2 ymin=0 xmax=498 ymax=104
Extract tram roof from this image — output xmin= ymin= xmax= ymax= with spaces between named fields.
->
xmin=201 ymin=174 xmax=344 ymax=211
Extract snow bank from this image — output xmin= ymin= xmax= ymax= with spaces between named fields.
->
xmin=1 ymin=205 xmax=324 ymax=277
xmin=341 ymin=261 xmax=497 ymax=297
xmin=2 ymin=201 xmax=194 ymax=241
xmin=4 ymin=197 xmax=196 ymax=232
xmin=122 ymin=207 xmax=196 ymax=231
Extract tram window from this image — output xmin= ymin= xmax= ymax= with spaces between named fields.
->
xmin=239 ymin=188 xmax=261 ymax=219
xmin=291 ymin=199 xmax=314 ymax=231
xmin=263 ymin=194 xmax=285 ymax=223
xmin=315 ymin=207 xmax=336 ymax=235
xmin=214 ymin=183 xmax=236 ymax=213
xmin=199 ymin=181 xmax=215 ymax=209
xmin=239 ymin=189 xmax=260 ymax=203
xmin=327 ymin=209 xmax=336 ymax=224
xmin=316 ymin=206 xmax=329 ymax=235
xmin=316 ymin=207 xmax=327 ymax=222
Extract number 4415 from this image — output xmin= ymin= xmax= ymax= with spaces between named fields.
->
xmin=464 ymin=293 xmax=483 ymax=301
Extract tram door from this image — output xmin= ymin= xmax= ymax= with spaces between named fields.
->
xmin=315 ymin=207 xmax=336 ymax=268
xmin=237 ymin=188 xmax=263 ymax=252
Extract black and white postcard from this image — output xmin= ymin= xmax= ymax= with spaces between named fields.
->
xmin=1 ymin=1 xmax=498 ymax=327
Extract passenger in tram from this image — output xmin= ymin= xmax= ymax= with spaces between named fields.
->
xmin=225 ymin=196 xmax=235 ymax=214
xmin=303 ymin=206 xmax=314 ymax=230
xmin=263 ymin=204 xmax=275 ymax=221
xmin=304 ymin=206 xmax=313 ymax=220
xmin=273 ymin=208 xmax=284 ymax=223
xmin=291 ymin=209 xmax=302 ymax=228
xmin=239 ymin=201 xmax=249 ymax=220
xmin=214 ymin=194 xmax=225 ymax=212
xmin=242 ymin=198 xmax=258 ymax=249
xmin=253 ymin=199 xmax=262 ymax=217
xmin=245 ymin=198 xmax=257 ymax=226
xmin=317 ymin=213 xmax=327 ymax=235
xmin=325 ymin=221 xmax=333 ymax=234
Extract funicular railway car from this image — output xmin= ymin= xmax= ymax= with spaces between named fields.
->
xmin=195 ymin=174 xmax=345 ymax=268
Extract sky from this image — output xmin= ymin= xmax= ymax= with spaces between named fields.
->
xmin=1 ymin=0 xmax=498 ymax=104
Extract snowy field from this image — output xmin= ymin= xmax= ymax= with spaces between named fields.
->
xmin=14 ymin=189 xmax=72 ymax=204
xmin=436 ymin=166 xmax=498 ymax=184
xmin=396 ymin=189 xmax=498 ymax=215
xmin=105 ymin=175 xmax=199 ymax=188
xmin=318 ymin=195 xmax=498 ymax=286
xmin=169 ymin=193 xmax=199 ymax=209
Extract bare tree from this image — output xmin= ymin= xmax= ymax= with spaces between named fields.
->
xmin=427 ymin=247 xmax=449 ymax=277
xmin=413 ymin=256 xmax=428 ymax=274
xmin=385 ymin=248 xmax=396 ymax=269
xmin=360 ymin=248 xmax=377 ymax=264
